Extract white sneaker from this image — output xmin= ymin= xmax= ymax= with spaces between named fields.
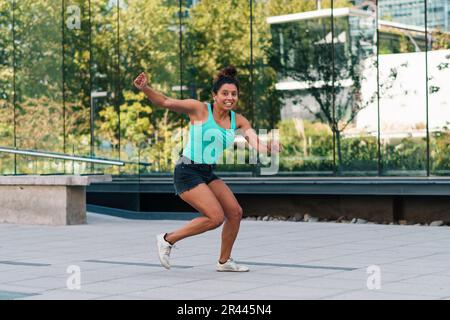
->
xmin=216 ymin=258 xmax=249 ymax=272
xmin=156 ymin=233 xmax=173 ymax=269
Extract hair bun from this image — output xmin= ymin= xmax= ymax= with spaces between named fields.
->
xmin=218 ymin=66 xmax=237 ymax=79
xmin=212 ymin=65 xmax=240 ymax=94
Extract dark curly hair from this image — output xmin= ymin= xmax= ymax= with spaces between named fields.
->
xmin=212 ymin=66 xmax=240 ymax=94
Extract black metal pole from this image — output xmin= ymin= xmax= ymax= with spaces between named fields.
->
xmin=250 ymin=0 xmax=259 ymax=177
xmin=12 ymin=0 xmax=17 ymax=175
xmin=376 ymin=0 xmax=381 ymax=176
xmin=116 ymin=0 xmax=121 ymax=164
xmin=88 ymin=0 xmax=94 ymax=172
xmin=331 ymin=0 xmax=336 ymax=175
xmin=425 ymin=0 xmax=430 ymax=176
xmin=62 ymin=0 xmax=67 ymax=173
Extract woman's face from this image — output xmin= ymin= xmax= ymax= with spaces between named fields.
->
xmin=213 ymin=83 xmax=239 ymax=111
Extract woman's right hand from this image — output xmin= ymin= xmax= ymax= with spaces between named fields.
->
xmin=134 ymin=72 xmax=148 ymax=90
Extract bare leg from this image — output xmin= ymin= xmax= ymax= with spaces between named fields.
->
xmin=165 ymin=183 xmax=225 ymax=245
xmin=207 ymin=179 xmax=243 ymax=263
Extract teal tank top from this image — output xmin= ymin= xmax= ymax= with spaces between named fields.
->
xmin=182 ymin=103 xmax=236 ymax=164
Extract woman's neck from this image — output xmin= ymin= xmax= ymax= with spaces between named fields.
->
xmin=212 ymin=102 xmax=229 ymax=120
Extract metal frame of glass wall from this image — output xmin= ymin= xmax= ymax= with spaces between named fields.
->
xmin=0 ymin=0 xmax=448 ymax=177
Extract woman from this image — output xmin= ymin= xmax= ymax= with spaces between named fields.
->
xmin=133 ymin=66 xmax=280 ymax=272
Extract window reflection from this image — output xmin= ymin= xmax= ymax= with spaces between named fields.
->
xmin=14 ymin=0 xmax=64 ymax=174
xmin=0 ymin=0 xmax=14 ymax=174
xmin=0 ymin=0 xmax=448 ymax=177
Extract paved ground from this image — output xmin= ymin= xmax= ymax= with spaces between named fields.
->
xmin=1 ymin=213 xmax=450 ymax=300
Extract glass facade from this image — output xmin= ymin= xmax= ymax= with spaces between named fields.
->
xmin=14 ymin=0 xmax=64 ymax=174
xmin=0 ymin=0 xmax=448 ymax=177
xmin=427 ymin=0 xmax=450 ymax=175
xmin=63 ymin=0 xmax=91 ymax=175
xmin=379 ymin=0 xmax=449 ymax=31
xmin=0 ymin=0 xmax=14 ymax=174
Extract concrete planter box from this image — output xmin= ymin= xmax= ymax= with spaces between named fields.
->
xmin=0 ymin=175 xmax=112 ymax=226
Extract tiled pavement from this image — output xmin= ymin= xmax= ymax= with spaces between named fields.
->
xmin=1 ymin=213 xmax=450 ymax=300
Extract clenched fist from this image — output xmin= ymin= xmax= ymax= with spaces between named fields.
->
xmin=134 ymin=72 xmax=148 ymax=90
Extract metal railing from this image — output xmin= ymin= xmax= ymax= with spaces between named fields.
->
xmin=0 ymin=146 xmax=126 ymax=166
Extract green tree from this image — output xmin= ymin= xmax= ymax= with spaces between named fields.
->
xmin=63 ymin=0 xmax=92 ymax=155
xmin=431 ymin=29 xmax=450 ymax=50
xmin=12 ymin=1 xmax=63 ymax=100
xmin=0 ymin=0 xmax=14 ymax=154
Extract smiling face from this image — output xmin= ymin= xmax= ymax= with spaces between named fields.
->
xmin=213 ymin=83 xmax=239 ymax=111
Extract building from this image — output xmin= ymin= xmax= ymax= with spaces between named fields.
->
xmin=355 ymin=0 xmax=449 ymax=31
xmin=268 ymin=7 xmax=449 ymax=138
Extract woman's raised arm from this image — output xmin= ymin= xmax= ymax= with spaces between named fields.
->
xmin=133 ymin=72 xmax=203 ymax=115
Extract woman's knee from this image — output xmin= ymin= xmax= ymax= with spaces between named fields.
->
xmin=208 ymin=213 xmax=225 ymax=229
xmin=227 ymin=205 xmax=243 ymax=221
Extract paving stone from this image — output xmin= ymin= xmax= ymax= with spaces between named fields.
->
xmin=0 ymin=212 xmax=448 ymax=300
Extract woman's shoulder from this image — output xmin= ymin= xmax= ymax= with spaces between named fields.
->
xmin=187 ymin=101 xmax=209 ymax=122
xmin=234 ymin=112 xmax=251 ymax=129
xmin=191 ymin=99 xmax=209 ymax=109
xmin=234 ymin=112 xmax=249 ymax=121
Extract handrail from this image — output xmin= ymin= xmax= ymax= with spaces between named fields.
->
xmin=0 ymin=146 xmax=124 ymax=166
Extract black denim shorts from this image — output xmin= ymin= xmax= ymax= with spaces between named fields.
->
xmin=173 ymin=157 xmax=220 ymax=195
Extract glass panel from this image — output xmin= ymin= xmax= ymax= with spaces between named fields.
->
xmin=63 ymin=0 xmax=92 ymax=174
xmin=0 ymin=0 xmax=14 ymax=174
xmin=91 ymin=0 xmax=120 ymax=175
xmin=428 ymin=0 xmax=450 ymax=176
xmin=119 ymin=0 xmax=180 ymax=176
xmin=378 ymin=0 xmax=427 ymax=176
xmin=334 ymin=1 xmax=378 ymax=175
xmin=182 ymin=0 xmax=253 ymax=175
xmin=253 ymin=1 xmax=316 ymax=177
xmin=267 ymin=1 xmax=335 ymax=175
xmin=14 ymin=0 xmax=64 ymax=174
